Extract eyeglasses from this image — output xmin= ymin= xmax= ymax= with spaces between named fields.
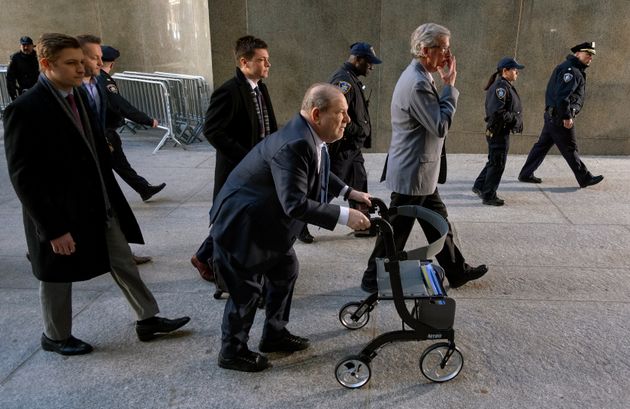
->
xmin=430 ymin=45 xmax=451 ymax=55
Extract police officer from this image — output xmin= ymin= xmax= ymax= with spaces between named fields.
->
xmin=519 ymin=42 xmax=603 ymax=188
xmin=298 ymin=42 xmax=381 ymax=243
xmin=473 ymin=57 xmax=524 ymax=206
xmin=97 ymin=45 xmax=166 ymax=202
xmin=6 ymin=36 xmax=39 ymax=100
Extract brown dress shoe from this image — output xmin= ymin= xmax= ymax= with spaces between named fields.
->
xmin=191 ymin=255 xmax=215 ymax=282
xmin=132 ymin=254 xmax=152 ymax=265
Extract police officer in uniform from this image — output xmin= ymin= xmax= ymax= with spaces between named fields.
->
xmin=518 ymin=42 xmax=603 ymax=188
xmin=473 ymin=57 xmax=524 ymax=206
xmin=298 ymin=42 xmax=381 ymax=243
xmin=97 ymin=45 xmax=166 ymax=202
xmin=6 ymin=36 xmax=39 ymax=101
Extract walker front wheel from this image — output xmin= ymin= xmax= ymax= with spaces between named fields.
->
xmin=419 ymin=343 xmax=463 ymax=383
xmin=335 ymin=355 xmax=371 ymax=389
xmin=339 ymin=302 xmax=369 ymax=330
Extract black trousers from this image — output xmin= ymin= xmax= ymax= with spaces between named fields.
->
xmin=214 ymin=244 xmax=298 ymax=358
xmin=107 ymin=129 xmax=151 ymax=195
xmin=519 ymin=112 xmax=591 ymax=185
xmin=363 ymin=189 xmax=468 ymax=284
xmin=329 ymin=147 xmax=367 ymax=209
xmin=473 ymin=131 xmax=510 ymax=200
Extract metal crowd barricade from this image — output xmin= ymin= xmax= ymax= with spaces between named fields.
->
xmin=115 ymin=72 xmax=192 ymax=142
xmin=110 ymin=76 xmax=182 ymax=154
xmin=124 ymin=71 xmax=211 ymax=143
xmin=0 ymin=67 xmax=13 ymax=115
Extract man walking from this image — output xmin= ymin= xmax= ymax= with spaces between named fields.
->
xmin=211 ymin=83 xmax=371 ymax=372
xmin=361 ymin=23 xmax=487 ymax=293
xmin=4 ymin=33 xmax=189 ymax=356
xmin=518 ymin=42 xmax=603 ymax=188
xmin=191 ymin=35 xmax=277 ymax=282
xmin=6 ymin=36 xmax=39 ymax=100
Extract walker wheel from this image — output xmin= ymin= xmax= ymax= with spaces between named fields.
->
xmin=335 ymin=355 xmax=371 ymax=389
xmin=213 ymin=290 xmax=223 ymax=299
xmin=419 ymin=342 xmax=464 ymax=383
xmin=338 ymin=302 xmax=369 ymax=330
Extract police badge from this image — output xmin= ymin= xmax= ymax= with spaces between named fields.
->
xmin=337 ymin=81 xmax=352 ymax=94
xmin=496 ymin=88 xmax=506 ymax=100
xmin=107 ymin=84 xmax=119 ymax=94
xmin=563 ymin=73 xmax=573 ymax=83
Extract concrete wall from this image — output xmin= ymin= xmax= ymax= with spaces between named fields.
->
xmin=208 ymin=0 xmax=630 ymax=154
xmin=0 ymin=0 xmax=213 ymax=88
xmin=2 ymin=1 xmax=628 ymax=154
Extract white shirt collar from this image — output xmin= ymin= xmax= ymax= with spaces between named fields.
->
xmin=246 ymin=78 xmax=259 ymax=90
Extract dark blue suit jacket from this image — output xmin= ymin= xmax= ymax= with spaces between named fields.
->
xmin=210 ymin=114 xmax=345 ymax=268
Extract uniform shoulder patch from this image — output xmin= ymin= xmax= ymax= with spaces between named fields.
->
xmin=496 ymin=87 xmax=506 ymax=100
xmin=563 ymin=73 xmax=573 ymax=83
xmin=336 ymin=81 xmax=352 ymax=94
xmin=106 ymin=83 xmax=119 ymax=94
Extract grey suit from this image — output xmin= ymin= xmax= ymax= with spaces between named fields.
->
xmin=385 ymin=59 xmax=458 ymax=195
xmin=363 ymin=59 xmax=476 ymax=288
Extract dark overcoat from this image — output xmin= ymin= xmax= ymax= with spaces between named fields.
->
xmin=203 ymin=68 xmax=277 ymax=198
xmin=3 ymin=79 xmax=143 ymax=282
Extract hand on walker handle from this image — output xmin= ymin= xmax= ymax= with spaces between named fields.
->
xmin=347 ymin=208 xmax=371 ymax=231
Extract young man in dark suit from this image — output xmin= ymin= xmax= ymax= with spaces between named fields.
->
xmin=211 ymin=83 xmax=372 ymax=372
xmin=4 ymin=33 xmax=190 ymax=356
xmin=191 ymin=35 xmax=278 ymax=282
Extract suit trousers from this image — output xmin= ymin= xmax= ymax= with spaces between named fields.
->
xmin=107 ymin=129 xmax=151 ymax=195
xmin=363 ymin=189 xmax=467 ymax=284
xmin=473 ymin=132 xmax=510 ymax=200
xmin=214 ymin=244 xmax=298 ymax=358
xmin=519 ymin=112 xmax=591 ymax=185
xmin=40 ymin=215 xmax=159 ymax=340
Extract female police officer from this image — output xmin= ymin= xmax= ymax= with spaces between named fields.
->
xmin=472 ymin=57 xmax=524 ymax=206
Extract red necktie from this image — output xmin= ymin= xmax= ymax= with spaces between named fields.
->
xmin=66 ymin=93 xmax=81 ymax=125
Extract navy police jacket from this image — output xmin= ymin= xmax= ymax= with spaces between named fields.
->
xmin=545 ymin=55 xmax=588 ymax=120
xmin=485 ymin=76 xmax=523 ymax=135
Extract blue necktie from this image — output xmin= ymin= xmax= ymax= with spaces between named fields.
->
xmin=320 ymin=144 xmax=330 ymax=203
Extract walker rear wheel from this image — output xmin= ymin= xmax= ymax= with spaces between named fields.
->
xmin=335 ymin=355 xmax=371 ymax=389
xmin=339 ymin=302 xmax=369 ymax=330
xmin=419 ymin=342 xmax=464 ymax=383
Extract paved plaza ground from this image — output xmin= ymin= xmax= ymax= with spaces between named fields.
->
xmin=1 ymin=128 xmax=629 ymax=409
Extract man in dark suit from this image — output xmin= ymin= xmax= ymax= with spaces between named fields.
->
xmin=191 ymin=35 xmax=278 ymax=282
xmin=78 ymin=35 xmax=158 ymax=265
xmin=212 ymin=83 xmax=372 ymax=372
xmin=4 ymin=33 xmax=190 ymax=356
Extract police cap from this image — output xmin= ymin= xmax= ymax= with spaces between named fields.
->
xmin=497 ymin=56 xmax=525 ymax=70
xmin=101 ymin=45 xmax=120 ymax=62
xmin=570 ymin=42 xmax=596 ymax=55
xmin=19 ymin=36 xmax=34 ymax=45
xmin=349 ymin=42 xmax=382 ymax=64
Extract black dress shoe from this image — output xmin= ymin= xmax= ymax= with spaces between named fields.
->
xmin=218 ymin=349 xmax=271 ymax=372
xmin=297 ymin=225 xmax=314 ymax=244
xmin=579 ymin=175 xmax=604 ymax=188
xmin=191 ymin=255 xmax=215 ymax=282
xmin=360 ymin=278 xmax=378 ymax=293
xmin=471 ymin=187 xmax=482 ymax=198
xmin=518 ymin=175 xmax=542 ymax=184
xmin=482 ymin=197 xmax=505 ymax=206
xmin=259 ymin=329 xmax=310 ymax=353
xmin=136 ymin=316 xmax=191 ymax=341
xmin=449 ymin=264 xmax=488 ymax=289
xmin=140 ymin=182 xmax=166 ymax=202
xmin=353 ymin=229 xmax=376 ymax=238
xmin=41 ymin=333 xmax=93 ymax=356
xmin=132 ymin=254 xmax=152 ymax=265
